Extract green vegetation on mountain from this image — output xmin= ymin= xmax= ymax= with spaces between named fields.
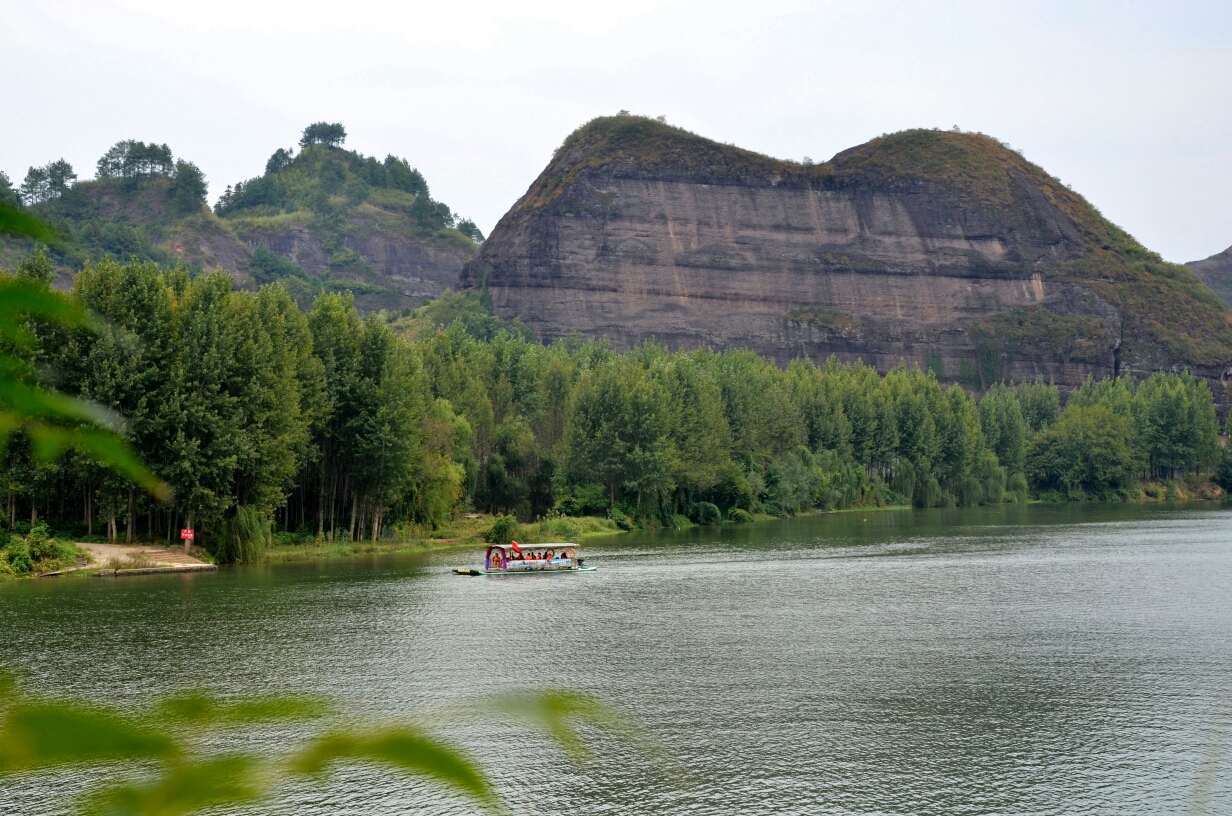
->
xmin=1 ymin=252 xmax=1225 ymax=571
xmin=520 ymin=114 xmax=1232 ymax=369
xmin=0 ymin=125 xmax=482 ymax=299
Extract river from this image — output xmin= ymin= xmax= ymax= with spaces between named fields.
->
xmin=1 ymin=503 xmax=1229 ymax=814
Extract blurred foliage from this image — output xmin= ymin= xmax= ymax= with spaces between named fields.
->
xmin=0 ymin=671 xmax=646 ymax=816
xmin=0 ymin=212 xmax=169 ymax=500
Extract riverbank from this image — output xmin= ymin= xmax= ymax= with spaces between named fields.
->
xmin=265 ymin=513 xmax=627 ymax=565
xmin=4 ymin=483 xmax=1226 ymax=581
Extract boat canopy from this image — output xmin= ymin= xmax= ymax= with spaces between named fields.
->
xmin=489 ymin=542 xmax=577 ymax=549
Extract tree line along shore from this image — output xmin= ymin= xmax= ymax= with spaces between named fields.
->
xmin=1 ymin=251 xmax=1229 ymax=578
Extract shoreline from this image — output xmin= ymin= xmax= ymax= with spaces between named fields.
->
xmin=6 ymin=491 xmax=1227 ymax=582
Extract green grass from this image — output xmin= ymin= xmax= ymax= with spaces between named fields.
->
xmin=227 ymin=210 xmax=307 ymax=233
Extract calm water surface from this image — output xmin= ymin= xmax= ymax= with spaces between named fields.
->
xmin=1 ymin=503 xmax=1230 ymax=815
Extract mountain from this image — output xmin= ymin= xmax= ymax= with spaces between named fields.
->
xmin=1 ymin=130 xmax=483 ymax=312
xmin=1187 ymin=245 xmax=1232 ymax=308
xmin=463 ymin=115 xmax=1232 ymax=400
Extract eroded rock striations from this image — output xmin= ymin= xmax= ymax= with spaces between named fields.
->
xmin=464 ymin=117 xmax=1232 ymax=403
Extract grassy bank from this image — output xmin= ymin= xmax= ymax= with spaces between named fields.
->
xmin=264 ymin=514 xmax=627 ymax=565
xmin=4 ymin=483 xmax=1224 ymax=581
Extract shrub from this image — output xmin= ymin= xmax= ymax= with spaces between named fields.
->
xmin=728 ymin=508 xmax=754 ymax=523
xmin=891 ymin=460 xmax=916 ymax=505
xmin=1008 ymin=472 xmax=1029 ymax=503
xmin=485 ymin=515 xmax=520 ymax=544
xmin=6 ymin=543 xmax=32 ymax=575
xmin=610 ymin=508 xmax=633 ymax=531
xmin=538 ymin=517 xmax=582 ymax=541
xmin=26 ymin=523 xmax=60 ymax=563
xmin=249 ymin=246 xmax=307 ymax=284
xmin=696 ymin=502 xmax=721 ymax=525
xmin=914 ymin=475 xmax=943 ymax=508
xmin=216 ymin=505 xmax=270 ymax=564
xmin=344 ymin=177 xmax=370 ymax=205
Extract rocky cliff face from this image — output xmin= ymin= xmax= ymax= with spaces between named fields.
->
xmin=227 ymin=213 xmax=474 ymax=311
xmin=1188 ymin=245 xmax=1232 ymax=308
xmin=160 ymin=215 xmax=474 ymax=313
xmin=465 ymin=117 xmax=1232 ymax=400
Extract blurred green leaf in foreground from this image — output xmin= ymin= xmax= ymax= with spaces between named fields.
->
xmin=0 ymin=207 xmax=170 ymax=499
xmin=0 ymin=671 xmax=652 ymax=815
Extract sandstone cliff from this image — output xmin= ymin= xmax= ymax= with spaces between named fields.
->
xmin=464 ymin=117 xmax=1232 ymax=400
xmin=1188 ymin=245 xmax=1232 ymax=308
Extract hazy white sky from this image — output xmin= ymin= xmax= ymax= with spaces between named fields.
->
xmin=2 ymin=0 xmax=1229 ymax=262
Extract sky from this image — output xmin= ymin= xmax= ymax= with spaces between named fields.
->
xmin=2 ymin=0 xmax=1229 ymax=263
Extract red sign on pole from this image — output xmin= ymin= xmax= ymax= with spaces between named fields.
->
xmin=180 ymin=528 xmax=194 ymax=541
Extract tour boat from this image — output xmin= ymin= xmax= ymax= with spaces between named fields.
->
xmin=453 ymin=542 xmax=595 ymax=576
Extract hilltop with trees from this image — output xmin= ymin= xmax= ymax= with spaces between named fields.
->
xmin=0 ymin=124 xmax=483 ymax=313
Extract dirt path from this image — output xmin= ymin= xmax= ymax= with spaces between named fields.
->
xmin=80 ymin=542 xmax=209 ymax=569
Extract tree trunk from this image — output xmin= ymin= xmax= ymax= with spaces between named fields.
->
xmin=317 ymin=465 xmax=326 ymax=538
xmin=126 ymin=488 xmax=135 ymax=544
xmin=329 ymin=473 xmax=340 ymax=541
xmin=349 ymin=491 xmax=358 ymax=542
xmin=108 ymin=498 xmax=116 ymax=542
xmin=371 ymin=505 xmax=381 ymax=543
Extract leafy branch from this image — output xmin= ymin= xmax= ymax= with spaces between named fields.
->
xmin=0 ymin=672 xmax=652 ymax=815
xmin=0 ymin=211 xmax=170 ymax=500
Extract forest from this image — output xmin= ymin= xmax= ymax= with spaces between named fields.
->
xmin=0 ymin=251 xmax=1227 ymax=567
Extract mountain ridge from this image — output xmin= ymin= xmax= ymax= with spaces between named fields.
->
xmin=464 ymin=115 xmax=1232 ymax=401
xmin=1187 ymin=245 xmax=1232 ymax=308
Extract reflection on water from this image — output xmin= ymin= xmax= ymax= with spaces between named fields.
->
xmin=1 ymin=503 xmax=1230 ymax=814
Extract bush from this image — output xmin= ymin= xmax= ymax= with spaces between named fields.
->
xmin=344 ymin=177 xmax=370 ymax=205
xmin=538 ymin=517 xmax=582 ymax=541
xmin=610 ymin=508 xmax=634 ymax=531
xmin=271 ymin=531 xmax=305 ymax=547
xmin=7 ymin=545 xmax=32 ymax=575
xmin=728 ymin=508 xmax=754 ymax=523
xmin=554 ymin=484 xmax=609 ymax=517
xmin=216 ymin=506 xmax=270 ymax=564
xmin=485 ymin=514 xmax=521 ymax=544
xmin=26 ymin=523 xmax=59 ymax=563
xmin=250 ymin=246 xmax=307 ymax=284
xmin=1007 ymin=472 xmax=1029 ymax=503
xmin=695 ymin=502 xmax=722 ymax=525
xmin=914 ymin=475 xmax=943 ymax=508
